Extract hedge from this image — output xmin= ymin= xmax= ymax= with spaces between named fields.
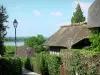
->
xmin=0 ymin=57 xmax=22 ymax=75
xmin=23 ymin=53 xmax=61 ymax=75
xmin=4 ymin=46 xmax=15 ymax=57
xmin=61 ymin=49 xmax=100 ymax=75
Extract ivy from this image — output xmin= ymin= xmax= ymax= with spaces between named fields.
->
xmin=66 ymin=51 xmax=98 ymax=75
xmin=89 ymin=28 xmax=100 ymax=51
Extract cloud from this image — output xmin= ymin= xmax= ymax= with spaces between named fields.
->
xmin=50 ymin=12 xmax=62 ymax=16
xmin=73 ymin=1 xmax=91 ymax=11
xmin=33 ymin=10 xmax=40 ymax=16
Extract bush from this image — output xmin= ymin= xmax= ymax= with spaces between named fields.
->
xmin=47 ymin=54 xmax=61 ymax=75
xmin=37 ymin=53 xmax=49 ymax=75
xmin=89 ymin=28 xmax=100 ymax=51
xmin=20 ymin=57 xmax=27 ymax=67
xmin=69 ymin=52 xmax=88 ymax=75
xmin=0 ymin=57 xmax=22 ymax=75
xmin=61 ymin=50 xmax=100 ymax=75
xmin=25 ymin=58 xmax=33 ymax=71
xmin=24 ymin=53 xmax=61 ymax=75
xmin=34 ymin=53 xmax=61 ymax=75
xmin=4 ymin=46 xmax=15 ymax=56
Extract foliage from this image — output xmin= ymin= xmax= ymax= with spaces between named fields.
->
xmin=4 ymin=46 xmax=15 ymax=56
xmin=0 ymin=5 xmax=8 ymax=55
xmin=61 ymin=50 xmax=100 ymax=75
xmin=35 ymin=53 xmax=61 ymax=75
xmin=24 ymin=58 xmax=33 ymax=71
xmin=72 ymin=49 xmax=99 ymax=56
xmin=39 ymin=53 xmax=49 ymax=75
xmin=68 ymin=52 xmax=88 ymax=75
xmin=20 ymin=57 xmax=27 ymax=67
xmin=89 ymin=28 xmax=100 ymax=51
xmin=0 ymin=57 xmax=22 ymax=75
xmin=46 ymin=54 xmax=61 ymax=75
xmin=71 ymin=3 xmax=85 ymax=24
xmin=23 ymin=53 xmax=61 ymax=75
xmin=24 ymin=35 xmax=47 ymax=53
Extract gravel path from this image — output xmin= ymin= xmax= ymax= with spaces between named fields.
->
xmin=22 ymin=68 xmax=40 ymax=75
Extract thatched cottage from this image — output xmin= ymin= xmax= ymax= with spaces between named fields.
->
xmin=16 ymin=46 xmax=35 ymax=58
xmin=44 ymin=0 xmax=100 ymax=54
xmin=43 ymin=24 xmax=91 ymax=54
xmin=88 ymin=0 xmax=100 ymax=28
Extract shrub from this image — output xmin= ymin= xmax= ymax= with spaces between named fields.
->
xmin=89 ymin=28 xmax=100 ymax=51
xmin=47 ymin=54 xmax=61 ymax=75
xmin=25 ymin=53 xmax=61 ymax=75
xmin=19 ymin=52 xmax=61 ymax=75
xmin=4 ymin=46 xmax=15 ymax=56
xmin=34 ymin=53 xmax=61 ymax=75
xmin=20 ymin=57 xmax=27 ymax=67
xmin=39 ymin=54 xmax=49 ymax=75
xmin=61 ymin=49 xmax=100 ymax=75
xmin=0 ymin=57 xmax=22 ymax=75
xmin=69 ymin=52 xmax=88 ymax=75
xmin=24 ymin=58 xmax=33 ymax=71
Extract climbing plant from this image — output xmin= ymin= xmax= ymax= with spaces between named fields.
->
xmin=89 ymin=28 xmax=100 ymax=51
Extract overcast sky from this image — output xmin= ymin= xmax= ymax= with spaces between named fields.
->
xmin=1 ymin=0 xmax=93 ymax=37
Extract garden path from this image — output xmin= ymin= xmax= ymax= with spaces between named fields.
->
xmin=22 ymin=68 xmax=40 ymax=75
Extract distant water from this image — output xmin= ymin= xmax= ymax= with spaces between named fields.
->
xmin=4 ymin=41 xmax=24 ymax=46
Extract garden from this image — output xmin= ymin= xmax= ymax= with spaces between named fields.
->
xmin=1 ymin=1 xmax=100 ymax=75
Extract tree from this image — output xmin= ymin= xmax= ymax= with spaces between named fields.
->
xmin=71 ymin=3 xmax=85 ymax=24
xmin=0 ymin=5 xmax=8 ymax=55
xmin=24 ymin=35 xmax=47 ymax=53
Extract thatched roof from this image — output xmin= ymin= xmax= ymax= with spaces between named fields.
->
xmin=16 ymin=46 xmax=35 ymax=58
xmin=43 ymin=24 xmax=91 ymax=48
xmin=88 ymin=0 xmax=100 ymax=28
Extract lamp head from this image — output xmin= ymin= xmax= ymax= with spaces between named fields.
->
xmin=13 ymin=19 xmax=18 ymax=28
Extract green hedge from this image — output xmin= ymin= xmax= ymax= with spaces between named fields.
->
xmin=24 ymin=58 xmax=34 ymax=71
xmin=23 ymin=53 xmax=61 ymax=75
xmin=46 ymin=54 xmax=61 ymax=75
xmin=89 ymin=28 xmax=100 ymax=51
xmin=4 ymin=46 xmax=15 ymax=56
xmin=62 ymin=50 xmax=100 ymax=75
xmin=0 ymin=57 xmax=22 ymax=75
xmin=20 ymin=57 xmax=27 ymax=67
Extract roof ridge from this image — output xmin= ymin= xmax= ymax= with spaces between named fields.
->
xmin=61 ymin=24 xmax=87 ymax=28
xmin=61 ymin=22 xmax=87 ymax=28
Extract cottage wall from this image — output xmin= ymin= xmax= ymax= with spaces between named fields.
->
xmin=49 ymin=46 xmax=66 ymax=55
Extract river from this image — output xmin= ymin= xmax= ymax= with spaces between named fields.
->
xmin=4 ymin=41 xmax=24 ymax=46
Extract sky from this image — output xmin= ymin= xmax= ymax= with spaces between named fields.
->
xmin=0 ymin=0 xmax=94 ymax=37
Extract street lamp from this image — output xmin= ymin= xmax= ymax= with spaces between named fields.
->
xmin=13 ymin=19 xmax=18 ymax=56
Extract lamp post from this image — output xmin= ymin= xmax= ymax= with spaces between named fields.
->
xmin=13 ymin=19 xmax=18 ymax=56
